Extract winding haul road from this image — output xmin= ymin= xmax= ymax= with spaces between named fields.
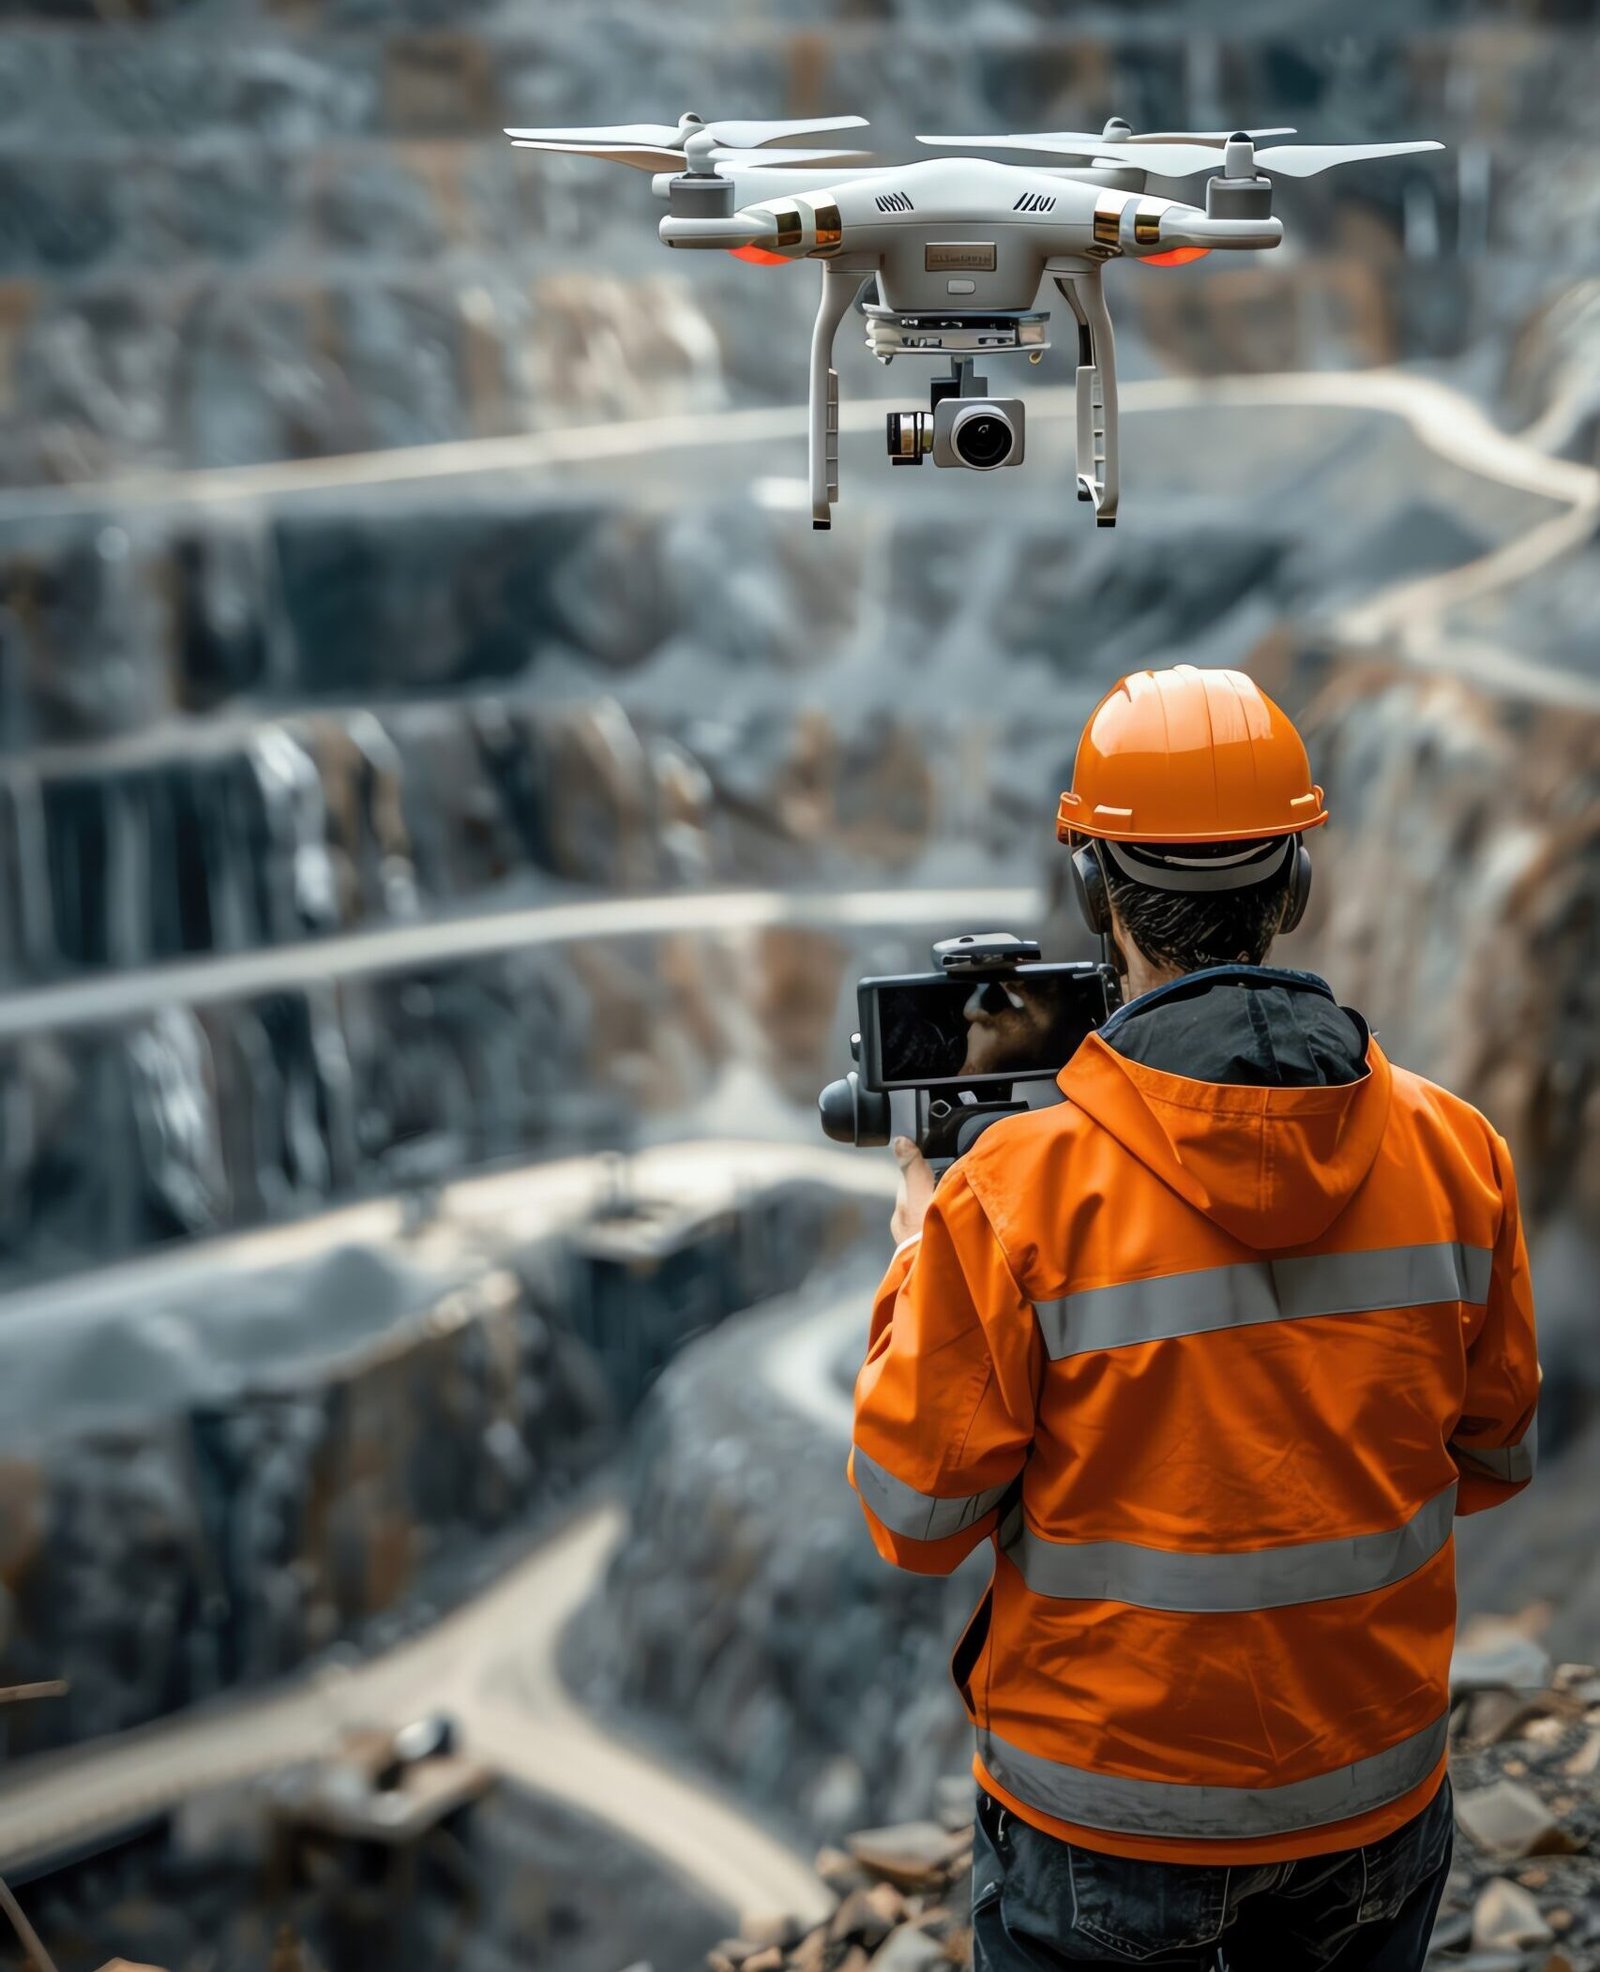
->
xmin=0 ymin=1505 xmax=833 ymax=1923
xmin=1 ymin=362 xmax=1594 ymax=1931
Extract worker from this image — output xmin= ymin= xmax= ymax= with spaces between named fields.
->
xmin=849 ymin=666 xmax=1539 ymax=1971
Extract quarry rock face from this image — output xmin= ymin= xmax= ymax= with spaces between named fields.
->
xmin=0 ymin=1176 xmax=870 ymax=1755
xmin=569 ymin=1277 xmax=981 ymax=1843
xmin=0 ymin=470 xmax=1576 ymax=1287
xmin=1 ymin=1254 xmax=581 ymax=1753
xmin=1296 ymin=665 xmax=1600 ymax=1440
xmin=1297 ymin=668 xmax=1600 ymax=1234
xmin=0 ymin=693 xmax=948 ymax=986
xmin=0 ymin=912 xmax=928 ymax=1281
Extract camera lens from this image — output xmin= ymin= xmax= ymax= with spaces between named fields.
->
xmin=886 ymin=411 xmax=929 ymax=465
xmin=952 ymin=406 xmax=1015 ymax=471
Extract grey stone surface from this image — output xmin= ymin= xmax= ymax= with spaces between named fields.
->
xmin=1455 ymin=1781 xmax=1583 ymax=1861
xmin=0 ymin=903 xmax=920 ymax=1278
xmin=0 ymin=695 xmax=954 ymax=986
xmin=1454 ymin=1633 xmax=1559 ymax=1698
xmin=568 ymin=1262 xmax=981 ymax=1844
xmin=0 ymin=1172 xmax=870 ymax=1753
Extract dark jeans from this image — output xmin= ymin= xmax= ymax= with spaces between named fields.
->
xmin=971 ymin=1776 xmax=1453 ymax=1972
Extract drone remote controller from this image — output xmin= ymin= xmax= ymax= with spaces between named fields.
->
xmin=818 ymin=932 xmax=1119 ymax=1168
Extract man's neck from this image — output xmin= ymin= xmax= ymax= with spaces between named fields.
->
xmin=1117 ymin=945 xmax=1187 ymax=1005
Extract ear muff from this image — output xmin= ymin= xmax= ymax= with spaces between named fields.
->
xmin=1071 ymin=842 xmax=1111 ymax=936
xmin=1280 ymin=840 xmax=1313 ymax=935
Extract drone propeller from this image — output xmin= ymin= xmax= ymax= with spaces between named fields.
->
xmin=508 ymin=138 xmax=873 ymax=173
xmin=504 ymin=113 xmax=869 ymax=152
xmin=917 ymin=125 xmax=1296 ymax=154
xmin=1122 ymin=127 xmax=1297 ymax=144
xmin=919 ymin=130 xmax=1443 ymax=179
xmin=1095 ymin=136 xmax=1444 ymax=178
xmin=1217 ymin=138 xmax=1445 ymax=178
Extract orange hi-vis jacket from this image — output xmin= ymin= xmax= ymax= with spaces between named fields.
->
xmin=849 ymin=1003 xmax=1540 ymax=1866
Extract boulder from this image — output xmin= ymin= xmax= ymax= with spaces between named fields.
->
xmin=1454 ymin=1780 xmax=1585 ymax=1860
xmin=1472 ymin=1877 xmax=1555 ymax=1951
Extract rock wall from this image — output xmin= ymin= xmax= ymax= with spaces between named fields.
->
xmin=568 ymin=1273 xmax=978 ymax=1846
xmin=1297 ymin=662 xmax=1600 ymax=1440
xmin=3 ymin=0 xmax=1587 ymax=1297
xmin=1 ymin=914 xmax=936 ymax=1280
xmin=0 ymin=1172 xmax=871 ymax=1755
xmin=0 ymin=691 xmax=952 ymax=983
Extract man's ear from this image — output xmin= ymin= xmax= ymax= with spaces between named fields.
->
xmin=1102 ymin=898 xmax=1131 ymax=980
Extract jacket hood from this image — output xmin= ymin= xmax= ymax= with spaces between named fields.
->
xmin=1059 ymin=971 xmax=1392 ymax=1250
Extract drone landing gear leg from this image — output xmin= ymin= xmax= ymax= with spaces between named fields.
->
xmin=1056 ymin=275 xmax=1119 ymax=527
xmin=809 ymin=261 xmax=859 ymax=531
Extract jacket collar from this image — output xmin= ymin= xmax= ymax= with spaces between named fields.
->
xmin=1096 ymin=963 xmax=1337 ymax=1046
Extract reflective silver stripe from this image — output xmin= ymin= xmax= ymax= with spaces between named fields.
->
xmin=1036 ymin=1242 xmax=1494 ymax=1360
xmin=852 ymin=1444 xmax=1012 ymax=1541
xmin=980 ymin=1713 xmax=1449 ymax=1841
xmin=1001 ymin=1484 xmax=1456 ymax=1612
xmin=1452 ymin=1415 xmax=1537 ymax=1484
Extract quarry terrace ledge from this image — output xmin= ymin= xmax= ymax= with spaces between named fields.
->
xmin=0 ymin=884 xmax=1041 ymax=1041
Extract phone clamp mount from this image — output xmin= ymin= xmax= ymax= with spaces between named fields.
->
xmin=818 ymin=931 xmax=1048 ymax=1163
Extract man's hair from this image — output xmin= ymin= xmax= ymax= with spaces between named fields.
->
xmin=1100 ymin=839 xmax=1292 ymax=973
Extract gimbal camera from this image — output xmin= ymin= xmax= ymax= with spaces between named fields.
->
xmin=818 ymin=932 xmax=1119 ymax=1167
xmin=885 ymin=356 xmax=1026 ymax=474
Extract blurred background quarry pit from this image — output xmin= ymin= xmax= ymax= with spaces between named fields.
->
xmin=0 ymin=0 xmax=1597 ymax=1966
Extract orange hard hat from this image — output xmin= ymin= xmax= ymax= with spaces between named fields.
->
xmin=1056 ymin=665 xmax=1328 ymax=845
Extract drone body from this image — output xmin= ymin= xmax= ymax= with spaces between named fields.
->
xmin=507 ymin=114 xmax=1444 ymax=530
xmin=660 ymin=156 xmax=1282 ymax=308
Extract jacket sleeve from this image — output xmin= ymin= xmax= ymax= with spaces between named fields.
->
xmin=1451 ymin=1128 xmax=1541 ymax=1516
xmin=848 ymin=1166 xmax=1041 ymax=1574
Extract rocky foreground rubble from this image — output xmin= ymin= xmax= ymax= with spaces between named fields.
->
xmin=705 ymin=1613 xmax=1600 ymax=1972
xmin=710 ymin=1804 xmax=977 ymax=1972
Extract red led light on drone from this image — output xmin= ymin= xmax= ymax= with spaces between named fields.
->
xmin=1140 ymin=247 xmax=1211 ymax=267
xmin=729 ymin=245 xmax=790 ymax=265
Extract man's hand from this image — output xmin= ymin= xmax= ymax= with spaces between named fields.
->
xmin=890 ymin=1136 xmax=936 ymax=1246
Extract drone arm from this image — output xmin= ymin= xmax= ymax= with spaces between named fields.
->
xmin=809 ymin=259 xmax=863 ymax=531
xmin=659 ymin=211 xmax=781 ymax=249
xmin=1154 ymin=210 xmax=1282 ymax=252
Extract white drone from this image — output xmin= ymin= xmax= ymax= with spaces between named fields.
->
xmin=505 ymin=112 xmax=1443 ymax=530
